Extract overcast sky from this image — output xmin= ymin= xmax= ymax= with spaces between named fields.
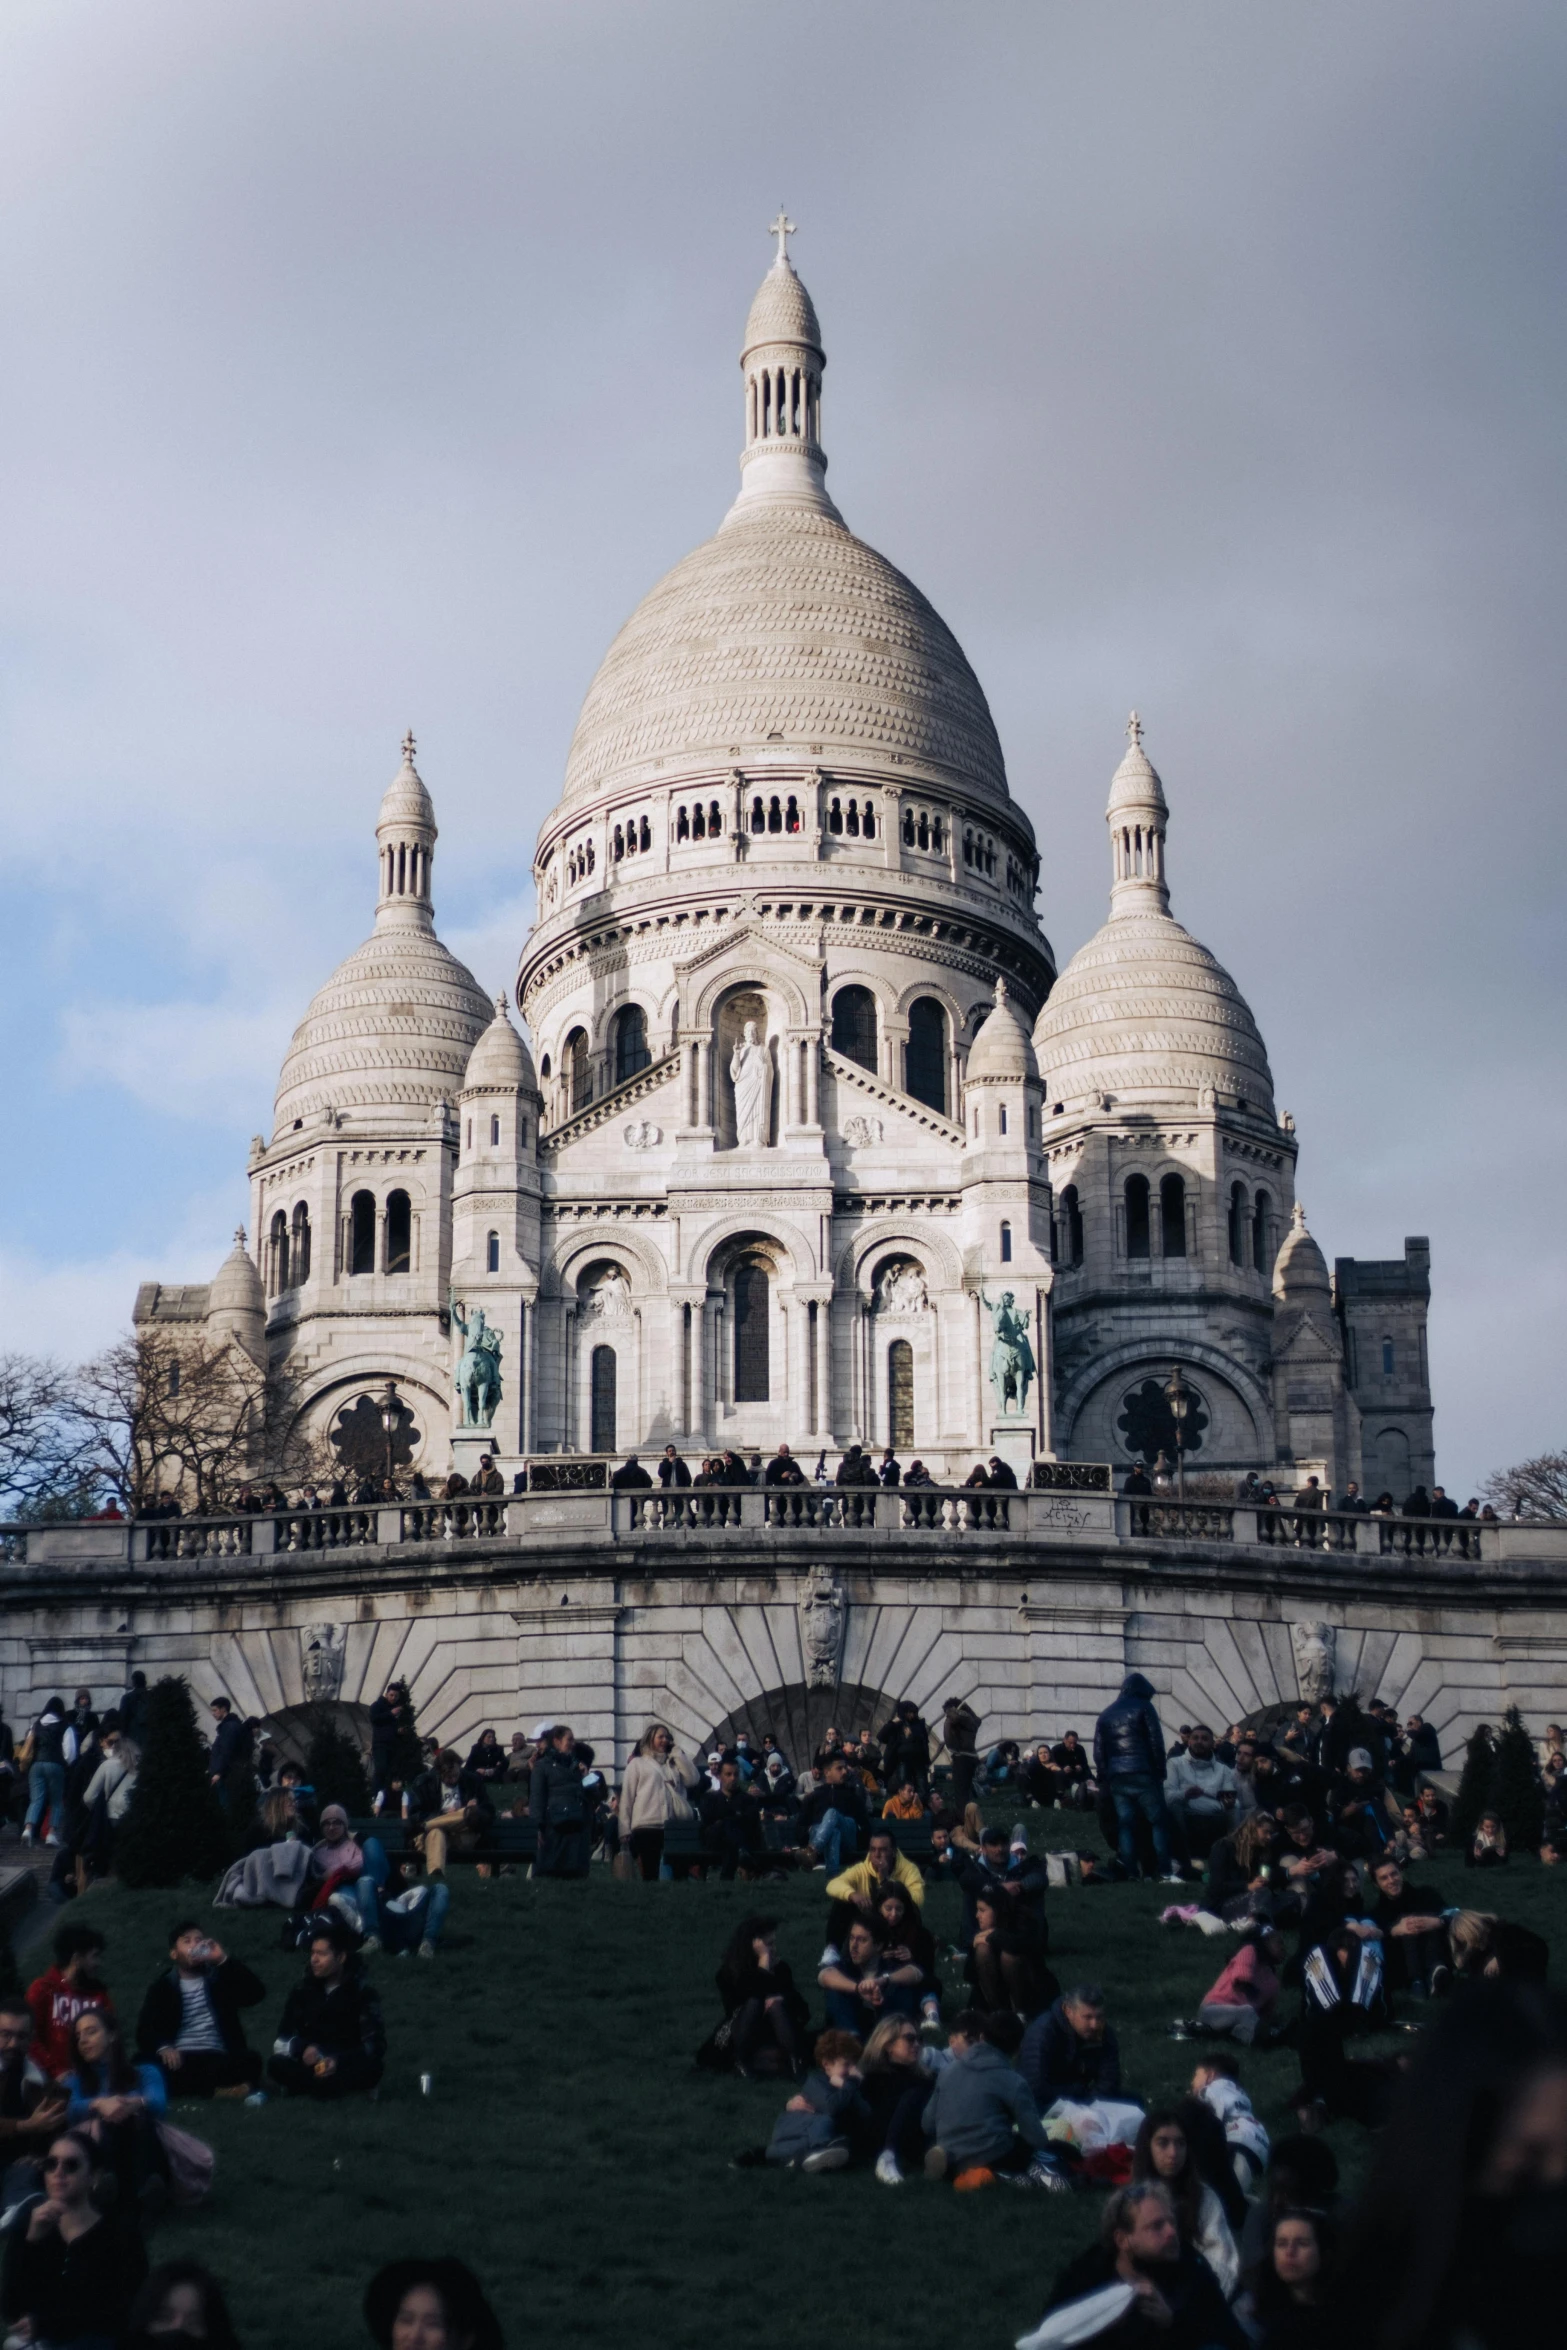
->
xmin=2 ymin=2 xmax=1562 ymax=1496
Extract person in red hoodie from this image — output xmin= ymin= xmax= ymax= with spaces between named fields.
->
xmin=1187 ymin=1923 xmax=1286 ymax=2046
xmin=25 ymin=1924 xmax=115 ymax=2079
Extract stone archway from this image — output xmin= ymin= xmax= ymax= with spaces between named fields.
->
xmin=706 ymin=1681 xmax=900 ymax=1772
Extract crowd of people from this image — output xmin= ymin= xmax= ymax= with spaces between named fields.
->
xmin=0 ymin=1654 xmax=1562 ymax=2348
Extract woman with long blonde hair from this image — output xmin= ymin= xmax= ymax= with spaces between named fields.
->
xmin=617 ymin=1721 xmax=699 ymax=1880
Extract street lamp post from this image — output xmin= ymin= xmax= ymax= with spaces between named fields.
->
xmin=1164 ymin=1366 xmax=1190 ymax=1503
xmin=379 ymin=1380 xmax=401 ymax=1491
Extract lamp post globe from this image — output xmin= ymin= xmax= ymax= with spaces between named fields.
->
xmin=379 ymin=1380 xmax=400 ymax=1488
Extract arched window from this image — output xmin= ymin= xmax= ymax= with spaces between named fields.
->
xmin=861 ymin=800 xmax=876 ymax=839
xmin=349 ymin=1190 xmax=376 ymax=1276
xmin=612 ymin=1003 xmax=650 ymax=1086
xmin=828 ymin=797 xmax=844 ymax=835
xmin=567 ymin=1028 xmax=591 ymax=1114
xmin=767 ymin=795 xmax=782 ymax=833
xmin=733 ymin=1260 xmax=770 ymax=1402
xmin=846 ymin=799 xmax=860 ymax=836
xmin=590 ymin=1345 xmax=617 ymax=1454
xmin=1228 ymin=1183 xmax=1247 ymax=1267
xmin=489 ymin=1114 xmax=500 ymax=1147
xmin=269 ymin=1209 xmax=289 ymax=1295
xmin=1252 ymin=1189 xmax=1272 ymax=1273
xmin=708 ymin=799 xmax=721 ymax=835
xmin=167 ymin=1359 xmax=181 ymax=1398
xmin=1061 ymin=1184 xmax=1084 ymax=1268
xmin=1160 ymin=1173 xmax=1187 ymax=1258
xmin=906 ymin=997 xmax=948 ymax=1114
xmin=903 ymin=811 xmax=916 ymax=845
xmin=750 ymin=796 xmax=765 ymax=834
xmin=487 ymin=1230 xmax=500 ymax=1274
xmin=385 ymin=1190 xmax=411 ymax=1275
xmin=1126 ymin=1174 xmax=1151 ymax=1259
xmin=677 ymin=804 xmax=690 ymax=841
xmin=888 ymin=1338 xmax=914 ymax=1450
xmin=1000 ymin=1220 xmax=1013 ymax=1263
xmin=290 ymin=1202 xmax=311 ymax=1287
xmin=639 ymin=815 xmax=651 ymax=852
xmin=999 ymin=1105 xmax=1009 ymax=1136
xmin=831 ymin=985 xmax=877 ymax=1073
xmin=1382 ymin=1336 xmax=1396 ymax=1377
xmin=785 ymin=796 xmax=800 ymax=832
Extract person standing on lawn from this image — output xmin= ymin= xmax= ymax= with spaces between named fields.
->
xmin=135 ymin=1923 xmax=265 ymax=2098
xmin=528 ymin=1724 xmax=591 ymax=1878
xmin=1094 ymin=1672 xmax=1181 ymax=1882
xmin=618 ymin=1722 xmax=700 ymax=1881
xmin=267 ymin=1922 xmax=385 ymax=2101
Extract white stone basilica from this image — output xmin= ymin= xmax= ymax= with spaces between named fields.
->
xmin=137 ymin=229 xmax=1436 ymax=1505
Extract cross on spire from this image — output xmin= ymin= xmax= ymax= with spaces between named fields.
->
xmin=1127 ymin=711 xmax=1143 ymax=750
xmin=768 ymin=208 xmax=795 ymax=264
xmin=402 ymin=729 xmax=417 ymax=765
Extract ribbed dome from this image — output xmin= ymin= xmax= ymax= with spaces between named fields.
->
xmin=743 ymin=258 xmax=822 ymax=355
xmin=1034 ymin=909 xmax=1275 ymax=1113
xmin=1273 ymin=1203 xmax=1330 ymax=1300
xmin=463 ymin=997 xmax=537 ymax=1095
xmin=561 ymin=503 xmax=1009 ymax=807
xmin=966 ymin=980 xmax=1038 ymax=1083
xmin=274 ymin=928 xmax=491 ymax=1132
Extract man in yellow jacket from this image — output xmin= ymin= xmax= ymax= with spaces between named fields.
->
xmin=826 ymin=1824 xmax=926 ymax=1909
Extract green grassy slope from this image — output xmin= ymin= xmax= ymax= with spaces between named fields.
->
xmin=49 ymin=1847 xmax=1563 ymax=2350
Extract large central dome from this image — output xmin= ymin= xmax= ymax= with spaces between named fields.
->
xmin=560 ymin=242 xmax=1009 ymax=810
xmin=561 ymin=502 xmax=1009 ymax=806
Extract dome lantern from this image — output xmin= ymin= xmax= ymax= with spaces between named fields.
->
xmin=1107 ymin=711 xmax=1170 ymax=916
xmin=376 ymin=732 xmax=438 ymax=933
xmin=731 ymin=211 xmax=838 ymax=522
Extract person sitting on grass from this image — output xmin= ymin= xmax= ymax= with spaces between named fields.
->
xmin=795 ymin=1754 xmax=870 ymax=1877
xmin=62 ymin=2011 xmax=170 ymax=2219
xmin=1237 ymin=2207 xmax=1335 ymax=2349
xmin=135 ymin=1924 xmax=266 ymax=2099
xmin=26 ymin=1925 xmax=115 ymax=2082
xmin=920 ymin=2008 xmax=1060 ymax=2191
xmin=707 ymin=1915 xmax=809 ymax=2081
xmin=0 ymin=2127 xmax=148 ymax=2349
xmin=1180 ymin=1923 xmax=1286 ymax=2046
xmin=1447 ymin=1908 xmax=1550 ymax=1983
xmin=818 ymin=1916 xmax=920 ymax=2034
xmin=1131 ymin=2108 xmax=1241 ymax=2301
xmin=0 ymin=1997 xmax=69 ymax=2211
xmin=1465 ymin=1809 xmax=1509 ymax=1869
xmin=127 ymin=2258 xmax=244 ymax=2349
xmin=363 ymin=2257 xmax=503 ymax=2350
xmin=757 ymin=2029 xmax=870 ymax=2173
xmin=956 ymin=1823 xmax=1049 ymax=1952
xmin=880 ymin=1778 xmax=927 ymax=1825
xmin=965 ymin=1887 xmax=1059 ymax=2022
xmin=1236 ymin=2134 xmax=1339 ymax=2276
xmin=267 ymin=1922 xmax=385 ymax=2102
xmin=1019 ymin=1982 xmax=1123 ymax=2112
xmin=1368 ymin=1852 xmax=1451 ymax=1996
xmin=356 ymin=1867 xmax=450 ymax=1962
xmin=825 ymin=1821 xmax=925 ymax=1912
xmin=869 ymin=1883 xmax=943 ymax=2042
xmin=1187 ymin=2049 xmax=1270 ymax=2199
xmin=858 ymin=2013 xmax=939 ymax=2186
xmin=1029 ymin=2180 xmax=1249 ymax=2350
xmin=302 ymin=1804 xmax=382 ymax=1917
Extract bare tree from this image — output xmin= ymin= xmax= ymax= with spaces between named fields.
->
xmin=1481 ymin=1449 xmax=1567 ymax=1522
xmin=0 ymin=1353 xmax=86 ymax=1518
xmin=69 ymin=1332 xmax=333 ymax=1516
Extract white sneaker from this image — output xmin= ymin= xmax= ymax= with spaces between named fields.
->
xmin=801 ymin=2142 xmax=850 ymax=2173
xmin=417 ymin=1939 xmax=436 ymax=1960
xmin=359 ymin=1934 xmax=382 ymax=1955
xmin=874 ymin=2150 xmax=903 ymax=2186
xmin=44 ymin=1834 xmax=60 ymax=1848
xmin=19 ymin=1828 xmax=33 ymax=1848
xmin=243 ymin=2091 xmax=267 ymax=2108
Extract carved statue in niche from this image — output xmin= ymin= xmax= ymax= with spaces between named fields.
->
xmin=730 ymin=1022 xmax=772 ymax=1147
xmin=1290 ymin=1621 xmax=1336 ymax=1704
xmin=875 ymin=1260 xmax=929 ymax=1316
xmin=799 ymin=1564 xmax=845 ymax=1691
xmin=581 ymin=1265 xmax=633 ymax=1322
xmin=301 ymin=1623 xmax=347 ymax=1705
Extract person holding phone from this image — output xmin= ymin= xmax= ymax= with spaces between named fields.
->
xmin=134 ymin=1923 xmax=266 ymax=2099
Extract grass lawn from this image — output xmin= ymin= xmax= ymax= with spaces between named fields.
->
xmin=42 ymin=1836 xmax=1565 ymax=2350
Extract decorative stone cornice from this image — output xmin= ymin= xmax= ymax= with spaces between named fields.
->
xmin=541 ymin=1052 xmax=682 ymax=1153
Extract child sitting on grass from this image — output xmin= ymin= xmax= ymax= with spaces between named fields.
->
xmin=756 ymin=2029 xmax=869 ymax=2172
xmin=1189 ymin=2048 xmax=1270 ymax=2197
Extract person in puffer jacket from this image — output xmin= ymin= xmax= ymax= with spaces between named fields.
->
xmin=1094 ymin=1673 xmax=1179 ymax=1880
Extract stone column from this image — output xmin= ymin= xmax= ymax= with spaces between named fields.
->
xmin=806 ymin=1035 xmax=821 ymax=1127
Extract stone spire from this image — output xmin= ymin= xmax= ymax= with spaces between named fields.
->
xmin=730 ymin=213 xmax=839 ymax=521
xmin=375 ymin=732 xmax=438 ymax=933
xmin=1106 ymin=710 xmax=1171 ymax=917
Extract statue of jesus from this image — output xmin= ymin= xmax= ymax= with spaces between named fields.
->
xmin=730 ymin=1021 xmax=771 ymax=1147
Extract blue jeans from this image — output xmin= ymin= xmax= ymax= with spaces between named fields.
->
xmin=809 ymin=1810 xmax=858 ymax=1876
xmin=355 ymin=1876 xmax=450 ymax=1953
xmin=1109 ymin=1776 xmax=1173 ymax=1877
xmin=26 ymin=1761 xmax=64 ymax=1834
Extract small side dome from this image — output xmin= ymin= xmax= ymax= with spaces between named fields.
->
xmin=1106 ymin=711 xmax=1168 ymax=821
xmin=206 ymin=1228 xmax=266 ymax=1358
xmin=378 ymin=733 xmax=436 ymax=832
xmin=743 ymin=258 xmax=822 ymax=357
xmin=966 ymin=979 xmax=1039 ymax=1084
xmin=1272 ymin=1202 xmax=1331 ymax=1301
xmin=463 ymin=996 xmax=537 ymax=1095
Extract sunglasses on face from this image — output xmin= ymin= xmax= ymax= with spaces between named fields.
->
xmin=44 ymin=2157 xmax=84 ymax=2174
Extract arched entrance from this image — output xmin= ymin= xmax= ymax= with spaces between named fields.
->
xmin=706 ymin=1681 xmax=904 ymax=1771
